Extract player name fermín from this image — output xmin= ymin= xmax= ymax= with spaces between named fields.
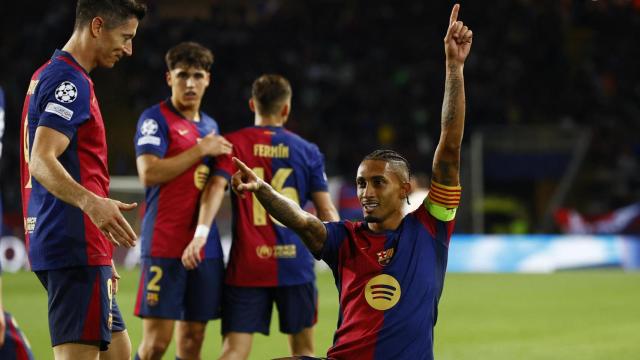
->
xmin=253 ymin=143 xmax=289 ymax=158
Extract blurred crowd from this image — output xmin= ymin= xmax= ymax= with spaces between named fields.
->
xmin=1 ymin=0 xmax=639 ymax=233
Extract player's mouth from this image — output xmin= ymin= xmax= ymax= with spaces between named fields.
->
xmin=184 ymin=91 xmax=197 ymax=99
xmin=362 ymin=201 xmax=379 ymax=212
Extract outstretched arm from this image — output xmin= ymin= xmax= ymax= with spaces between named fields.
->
xmin=432 ymin=3 xmax=473 ymax=187
xmin=231 ymin=157 xmax=328 ymax=254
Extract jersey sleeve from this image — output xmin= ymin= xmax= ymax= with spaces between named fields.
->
xmin=37 ymin=72 xmax=91 ymax=139
xmin=134 ymin=112 xmax=169 ymax=158
xmin=213 ymin=145 xmax=235 ymax=181
xmin=316 ymin=221 xmax=348 ymax=269
xmin=308 ymin=144 xmax=329 ymax=193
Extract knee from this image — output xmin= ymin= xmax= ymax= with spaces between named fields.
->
xmin=140 ymin=339 xmax=171 ymax=359
xmin=180 ymin=330 xmax=205 ymax=353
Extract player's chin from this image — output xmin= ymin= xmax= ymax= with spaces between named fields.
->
xmin=363 ymin=214 xmax=382 ymax=223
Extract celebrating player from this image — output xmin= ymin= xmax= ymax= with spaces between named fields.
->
xmin=181 ymin=74 xmax=339 ymax=360
xmin=133 ymin=41 xmax=232 ymax=360
xmin=19 ymin=1 xmax=146 ymax=359
xmin=230 ymin=4 xmax=472 ymax=359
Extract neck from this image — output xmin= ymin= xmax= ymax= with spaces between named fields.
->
xmin=366 ymin=210 xmax=404 ymax=233
xmin=171 ymin=97 xmax=200 ymax=121
xmin=255 ymin=115 xmax=284 ymax=127
xmin=62 ymin=31 xmax=95 ymax=73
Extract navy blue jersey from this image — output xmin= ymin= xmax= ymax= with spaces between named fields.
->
xmin=135 ymin=99 xmax=223 ymax=259
xmin=20 ymin=50 xmax=112 ymax=270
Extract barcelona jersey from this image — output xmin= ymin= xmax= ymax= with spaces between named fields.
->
xmin=215 ymin=126 xmax=329 ymax=286
xmin=319 ymin=202 xmax=456 ymax=360
xmin=20 ymin=50 xmax=112 ymax=270
xmin=134 ymin=99 xmax=223 ymax=259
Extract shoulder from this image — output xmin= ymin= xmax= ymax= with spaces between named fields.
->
xmin=39 ymin=63 xmax=90 ymax=97
xmin=138 ymin=103 xmax=168 ymax=126
xmin=283 ymin=129 xmax=322 ymax=152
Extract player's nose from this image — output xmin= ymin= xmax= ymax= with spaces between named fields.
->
xmin=123 ymin=41 xmax=133 ymax=56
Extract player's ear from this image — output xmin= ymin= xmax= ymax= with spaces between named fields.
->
xmin=400 ymin=181 xmax=411 ymax=200
xmin=249 ymin=98 xmax=256 ymax=113
xmin=165 ymin=71 xmax=172 ymax=86
xmin=280 ymin=103 xmax=290 ymax=118
xmin=90 ymin=16 xmax=104 ymax=38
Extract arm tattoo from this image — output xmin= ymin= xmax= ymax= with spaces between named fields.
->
xmin=256 ymin=185 xmax=327 ymax=253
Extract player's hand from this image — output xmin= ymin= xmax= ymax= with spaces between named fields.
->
xmin=444 ymin=4 xmax=473 ymax=67
xmin=0 ymin=309 xmax=5 ymax=347
xmin=111 ymin=260 xmax=121 ymax=295
xmin=231 ymin=157 xmax=264 ymax=198
xmin=198 ymin=130 xmax=233 ymax=157
xmin=84 ymin=196 xmax=138 ymax=248
xmin=182 ymin=236 xmax=207 ymax=270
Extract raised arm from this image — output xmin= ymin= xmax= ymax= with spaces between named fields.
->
xmin=231 ymin=157 xmax=328 ymax=254
xmin=432 ymin=4 xmax=473 ymax=187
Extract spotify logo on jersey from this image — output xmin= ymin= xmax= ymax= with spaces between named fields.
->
xmin=364 ymin=274 xmax=401 ymax=310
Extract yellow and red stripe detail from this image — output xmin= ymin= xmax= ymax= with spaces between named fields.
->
xmin=427 ymin=181 xmax=461 ymax=208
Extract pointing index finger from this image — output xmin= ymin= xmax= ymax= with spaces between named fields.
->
xmin=232 ymin=157 xmax=250 ymax=173
xmin=450 ymin=3 xmax=460 ymax=25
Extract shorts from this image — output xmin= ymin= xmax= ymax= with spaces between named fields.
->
xmin=134 ymin=257 xmax=224 ymax=322
xmin=35 ymin=266 xmax=125 ymax=351
xmin=0 ymin=312 xmax=35 ymax=360
xmin=222 ymin=282 xmax=317 ymax=335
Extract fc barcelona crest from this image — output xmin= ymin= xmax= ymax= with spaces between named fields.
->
xmin=377 ymin=248 xmax=395 ymax=266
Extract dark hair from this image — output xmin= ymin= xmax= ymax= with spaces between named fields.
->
xmin=75 ymin=0 xmax=147 ymax=30
xmin=362 ymin=149 xmax=411 ymax=182
xmin=165 ymin=42 xmax=215 ymax=71
xmin=251 ymin=74 xmax=292 ymax=116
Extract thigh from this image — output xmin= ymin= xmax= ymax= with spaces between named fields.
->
xmin=0 ymin=312 xmax=35 ymax=360
xmin=222 ymin=286 xmax=273 ymax=335
xmin=134 ymin=258 xmax=187 ymax=320
xmin=37 ymin=266 xmax=117 ymax=351
xmin=183 ymin=257 xmax=224 ymax=322
xmin=274 ymin=282 xmax=318 ymax=334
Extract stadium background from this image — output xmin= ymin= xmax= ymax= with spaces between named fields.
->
xmin=1 ymin=0 xmax=639 ymax=358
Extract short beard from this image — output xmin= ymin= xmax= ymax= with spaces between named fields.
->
xmin=364 ymin=214 xmax=382 ymax=223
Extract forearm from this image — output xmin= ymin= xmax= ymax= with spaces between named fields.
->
xmin=433 ymin=64 xmax=465 ymax=186
xmin=30 ymin=154 xmax=97 ymax=211
xmin=138 ymin=146 xmax=203 ymax=186
xmin=255 ymin=184 xmax=327 ymax=253
xmin=311 ymin=191 xmax=340 ymax=222
xmin=197 ymin=176 xmax=227 ymax=227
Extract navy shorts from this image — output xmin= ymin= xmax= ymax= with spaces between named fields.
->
xmin=0 ymin=312 xmax=35 ymax=360
xmin=222 ymin=282 xmax=317 ymax=335
xmin=134 ymin=257 xmax=223 ymax=322
xmin=35 ymin=266 xmax=125 ymax=351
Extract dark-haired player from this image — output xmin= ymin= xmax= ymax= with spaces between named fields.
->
xmin=229 ymin=4 xmax=472 ymax=359
xmin=182 ymin=74 xmax=338 ymax=360
xmin=133 ymin=41 xmax=232 ymax=360
xmin=19 ymin=1 xmax=146 ymax=358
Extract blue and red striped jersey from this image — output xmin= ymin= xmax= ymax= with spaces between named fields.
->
xmin=215 ymin=126 xmax=329 ymax=286
xmin=134 ymin=99 xmax=222 ymax=259
xmin=20 ymin=50 xmax=112 ymax=271
xmin=318 ymin=204 xmax=455 ymax=360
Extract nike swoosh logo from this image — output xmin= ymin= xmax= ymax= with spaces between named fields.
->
xmin=178 ymin=129 xmax=189 ymax=135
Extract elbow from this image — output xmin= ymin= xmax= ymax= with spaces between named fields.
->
xmin=138 ymin=171 xmax=160 ymax=187
xmin=28 ymin=155 xmax=44 ymax=182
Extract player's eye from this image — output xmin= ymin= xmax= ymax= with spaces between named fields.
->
xmin=194 ymin=73 xmax=205 ymax=79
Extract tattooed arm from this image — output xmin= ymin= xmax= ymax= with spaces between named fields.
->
xmin=231 ymin=157 xmax=328 ymax=254
xmin=432 ymin=4 xmax=473 ymax=186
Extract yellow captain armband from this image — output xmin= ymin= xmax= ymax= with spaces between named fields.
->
xmin=425 ymin=181 xmax=461 ymax=222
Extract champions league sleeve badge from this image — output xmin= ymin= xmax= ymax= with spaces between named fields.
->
xmin=54 ymin=81 xmax=78 ymax=103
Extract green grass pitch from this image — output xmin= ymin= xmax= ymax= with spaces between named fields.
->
xmin=3 ymin=269 xmax=639 ymax=359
